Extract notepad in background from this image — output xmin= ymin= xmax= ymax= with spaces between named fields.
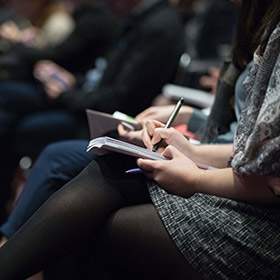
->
xmin=86 ymin=109 xmax=141 ymax=139
xmin=162 ymin=84 xmax=214 ymax=109
xmin=112 ymin=111 xmax=138 ymax=124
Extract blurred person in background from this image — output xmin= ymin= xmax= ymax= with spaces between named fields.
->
xmin=152 ymin=0 xmax=239 ymax=108
xmin=0 ymin=0 xmax=184 ymax=225
xmin=0 ymin=0 xmax=119 ymax=80
xmin=175 ymin=0 xmax=239 ymax=89
xmin=0 ymin=0 xmax=280 ymax=279
xmin=0 ymin=0 xmax=75 ymax=49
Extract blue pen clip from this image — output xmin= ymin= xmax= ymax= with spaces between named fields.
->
xmin=125 ymin=168 xmax=143 ymax=174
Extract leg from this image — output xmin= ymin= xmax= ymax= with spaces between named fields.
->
xmin=0 ymin=81 xmax=48 ymax=138
xmin=0 ymin=154 xmax=150 ymax=279
xmin=0 ymin=143 xmax=17 ymax=224
xmin=0 ymin=140 xmax=94 ymax=240
xmin=0 ymin=81 xmax=49 ymax=222
xmin=14 ymin=111 xmax=80 ymax=158
xmin=104 ymin=204 xmax=203 ymax=280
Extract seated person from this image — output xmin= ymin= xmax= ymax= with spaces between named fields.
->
xmin=0 ymin=0 xmax=75 ymax=49
xmin=177 ymin=0 xmax=239 ymax=89
xmin=0 ymin=0 xmax=184 ymax=224
xmin=0 ymin=56 xmax=254 ymax=247
xmin=0 ymin=0 xmax=119 ymax=81
xmin=0 ymin=1 xmax=280 ymax=278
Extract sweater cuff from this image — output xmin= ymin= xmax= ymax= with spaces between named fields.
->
xmin=187 ymin=108 xmax=207 ymax=133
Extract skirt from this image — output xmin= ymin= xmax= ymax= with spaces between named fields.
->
xmin=147 ymin=180 xmax=280 ymax=280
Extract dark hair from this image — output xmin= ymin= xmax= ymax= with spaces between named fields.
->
xmin=258 ymin=1 xmax=280 ymax=54
xmin=232 ymin=0 xmax=280 ymax=70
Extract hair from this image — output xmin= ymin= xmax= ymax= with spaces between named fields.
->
xmin=258 ymin=0 xmax=280 ymax=54
xmin=232 ymin=0 xmax=280 ymax=70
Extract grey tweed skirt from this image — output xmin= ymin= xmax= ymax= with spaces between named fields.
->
xmin=147 ymin=180 xmax=280 ymax=280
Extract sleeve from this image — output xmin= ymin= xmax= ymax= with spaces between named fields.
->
xmin=187 ymin=108 xmax=208 ymax=133
xmin=58 ymin=28 xmax=180 ymax=114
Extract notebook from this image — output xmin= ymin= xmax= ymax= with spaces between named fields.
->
xmin=87 ymin=136 xmax=166 ymax=160
xmin=86 ymin=109 xmax=141 ymax=139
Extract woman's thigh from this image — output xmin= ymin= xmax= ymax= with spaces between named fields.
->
xmin=103 ymin=204 xmax=203 ymax=280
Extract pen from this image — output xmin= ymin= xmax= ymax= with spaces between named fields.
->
xmin=152 ymin=97 xmax=184 ymax=152
xmin=125 ymin=168 xmax=143 ymax=174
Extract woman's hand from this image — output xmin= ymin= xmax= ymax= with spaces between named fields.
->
xmin=117 ymin=124 xmax=144 ymax=147
xmin=34 ymin=60 xmax=76 ymax=99
xmin=136 ymin=105 xmax=193 ymax=127
xmin=137 ymin=145 xmax=201 ymax=197
xmin=199 ymin=67 xmax=220 ymax=94
xmin=142 ymin=119 xmax=196 ymax=157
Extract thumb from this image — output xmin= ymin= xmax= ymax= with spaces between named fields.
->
xmin=162 ymin=145 xmax=180 ymax=159
xmin=137 ymin=158 xmax=157 ymax=172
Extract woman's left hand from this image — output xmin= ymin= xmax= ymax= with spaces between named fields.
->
xmin=137 ymin=145 xmax=201 ymax=197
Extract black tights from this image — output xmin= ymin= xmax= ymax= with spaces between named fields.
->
xmin=0 ymin=154 xmax=201 ymax=280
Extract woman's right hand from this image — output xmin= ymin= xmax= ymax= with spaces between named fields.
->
xmin=142 ymin=120 xmax=196 ymax=158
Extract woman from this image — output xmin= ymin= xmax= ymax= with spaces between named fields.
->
xmin=0 ymin=0 xmax=280 ymax=279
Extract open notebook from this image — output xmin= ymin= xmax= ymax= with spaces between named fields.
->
xmin=87 ymin=136 xmax=166 ymax=160
xmin=87 ymin=136 xmax=216 ymax=170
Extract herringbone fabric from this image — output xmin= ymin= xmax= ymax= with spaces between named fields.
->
xmin=148 ymin=180 xmax=280 ymax=280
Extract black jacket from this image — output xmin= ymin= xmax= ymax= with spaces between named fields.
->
xmin=0 ymin=2 xmax=119 ymax=80
xmin=194 ymin=0 xmax=239 ymax=59
xmin=58 ymin=0 xmax=185 ymax=117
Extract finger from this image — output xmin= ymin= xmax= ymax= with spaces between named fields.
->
xmin=150 ymin=127 xmax=178 ymax=146
xmin=142 ymin=120 xmax=159 ymax=148
xmin=44 ymin=82 xmax=62 ymax=99
xmin=199 ymin=76 xmax=212 ymax=87
xmin=145 ymin=120 xmax=163 ymax=137
xmin=209 ymin=67 xmax=220 ymax=77
xmin=162 ymin=145 xmax=179 ymax=159
xmin=142 ymin=120 xmax=166 ymax=149
xmin=142 ymin=126 xmax=153 ymax=149
xmin=117 ymin=124 xmax=127 ymax=135
xmin=137 ymin=158 xmax=157 ymax=172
